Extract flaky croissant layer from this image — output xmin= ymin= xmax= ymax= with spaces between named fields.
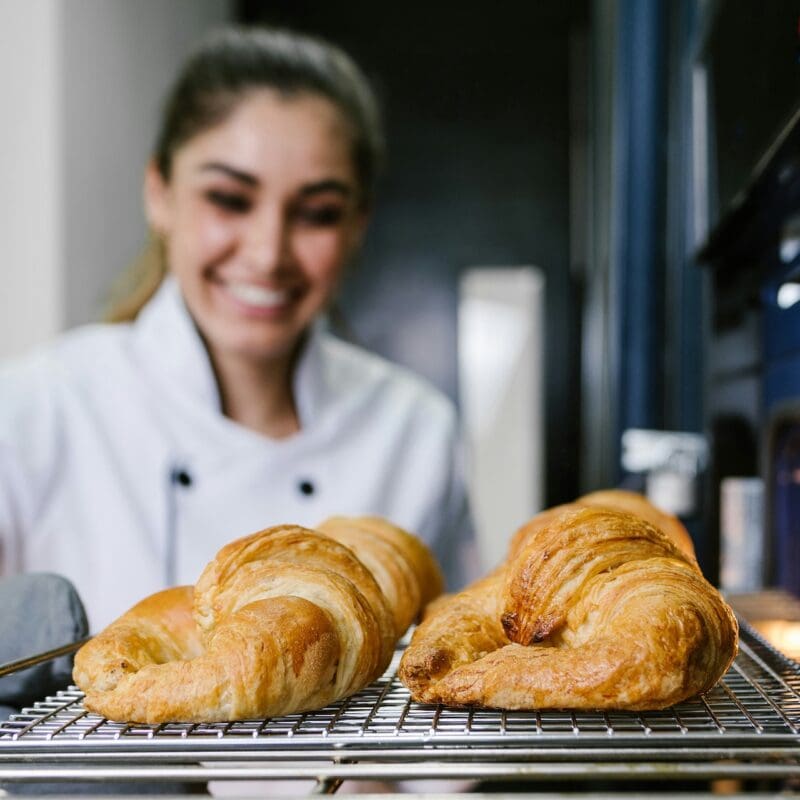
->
xmin=74 ymin=519 xmax=443 ymax=723
xmin=399 ymin=492 xmax=739 ymax=711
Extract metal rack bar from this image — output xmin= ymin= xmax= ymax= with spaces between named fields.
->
xmin=730 ymin=656 xmax=800 ymax=733
xmin=0 ymin=620 xmax=798 ymax=788
xmin=0 ymin=638 xmax=90 ymax=679
xmin=0 ymin=745 xmax=797 ymax=763
xmin=0 ymin=760 xmax=799 ymax=783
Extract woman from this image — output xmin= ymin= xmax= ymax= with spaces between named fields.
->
xmin=0 ymin=26 xmax=477 ymax=632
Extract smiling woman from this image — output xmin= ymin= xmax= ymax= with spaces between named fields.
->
xmin=0 ymin=26 xmax=478 ymax=637
xmin=146 ymin=90 xmax=366 ymax=437
xmin=121 ymin=27 xmax=378 ymax=439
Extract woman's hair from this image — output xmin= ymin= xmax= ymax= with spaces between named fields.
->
xmin=106 ymin=25 xmax=384 ymax=323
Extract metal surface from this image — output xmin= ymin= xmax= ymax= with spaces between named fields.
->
xmin=0 ymin=622 xmax=798 ymax=785
xmin=0 ymin=637 xmax=90 ymax=679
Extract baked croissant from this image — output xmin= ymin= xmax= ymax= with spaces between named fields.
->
xmin=74 ymin=519 xmax=441 ymax=723
xmin=399 ymin=495 xmax=738 ymax=711
xmin=505 ymin=489 xmax=697 ymax=564
xmin=317 ymin=515 xmax=443 ymax=637
xmin=577 ymin=488 xmax=698 ymax=563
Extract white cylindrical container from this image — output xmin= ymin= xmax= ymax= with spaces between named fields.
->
xmin=719 ymin=477 xmax=765 ymax=594
xmin=646 ymin=468 xmax=697 ymax=517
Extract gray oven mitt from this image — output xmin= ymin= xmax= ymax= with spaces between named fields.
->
xmin=0 ymin=573 xmax=89 ymax=718
xmin=0 ymin=577 xmax=205 ymax=794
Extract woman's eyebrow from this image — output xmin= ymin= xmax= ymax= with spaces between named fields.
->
xmin=197 ymin=165 xmax=352 ymax=198
xmin=198 ymin=162 xmax=258 ymax=186
xmin=299 ymin=180 xmax=353 ymax=198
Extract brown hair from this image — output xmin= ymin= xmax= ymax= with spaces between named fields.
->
xmin=106 ymin=25 xmax=384 ymax=323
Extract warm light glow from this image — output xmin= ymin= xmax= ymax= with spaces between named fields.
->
xmin=751 ymin=620 xmax=800 ymax=659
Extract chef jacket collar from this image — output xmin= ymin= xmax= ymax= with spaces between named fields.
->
xmin=133 ymin=276 xmax=326 ymax=429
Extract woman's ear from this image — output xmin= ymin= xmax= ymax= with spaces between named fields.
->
xmin=143 ymin=161 xmax=172 ymax=235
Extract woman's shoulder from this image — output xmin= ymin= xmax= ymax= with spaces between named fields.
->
xmin=318 ymin=332 xmax=456 ymax=423
xmin=0 ymin=323 xmax=134 ymax=415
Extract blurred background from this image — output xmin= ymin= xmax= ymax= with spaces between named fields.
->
xmin=2 ymin=0 xmax=799 ymax=590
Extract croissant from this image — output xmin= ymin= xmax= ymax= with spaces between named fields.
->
xmin=505 ymin=489 xmax=697 ymax=564
xmin=74 ymin=519 xmax=441 ymax=723
xmin=399 ymin=494 xmax=738 ymax=711
xmin=577 ymin=488 xmax=698 ymax=563
xmin=317 ymin=515 xmax=444 ymax=637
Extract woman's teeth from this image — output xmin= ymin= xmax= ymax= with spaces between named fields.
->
xmin=227 ymin=283 xmax=290 ymax=309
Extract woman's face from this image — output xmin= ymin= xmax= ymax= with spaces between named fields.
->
xmin=145 ymin=90 xmax=367 ymax=365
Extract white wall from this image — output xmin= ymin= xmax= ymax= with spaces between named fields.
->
xmin=61 ymin=0 xmax=232 ymax=329
xmin=0 ymin=0 xmax=231 ymax=358
xmin=0 ymin=0 xmax=62 ymax=358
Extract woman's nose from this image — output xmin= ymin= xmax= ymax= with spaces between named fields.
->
xmin=242 ymin=208 xmax=292 ymax=275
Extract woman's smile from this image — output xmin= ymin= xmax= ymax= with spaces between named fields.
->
xmin=215 ymin=279 xmax=298 ymax=318
xmin=224 ymin=282 xmax=293 ymax=311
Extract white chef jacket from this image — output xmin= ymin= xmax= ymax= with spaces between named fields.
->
xmin=0 ymin=278 xmax=478 ymax=631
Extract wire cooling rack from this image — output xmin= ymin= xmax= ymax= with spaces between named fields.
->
xmin=0 ymin=622 xmax=799 ymax=786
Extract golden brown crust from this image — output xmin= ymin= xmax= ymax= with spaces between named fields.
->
xmin=506 ymin=504 xmax=579 ymax=564
xmin=320 ymin=516 xmax=444 ymax=604
xmin=74 ymin=518 xmax=441 ymax=723
xmin=193 ymin=524 xmax=395 ymax=671
xmin=73 ymin=586 xmax=202 ymax=695
xmin=317 ymin=515 xmax=444 ymax=636
xmin=79 ymin=595 xmax=340 ymax=722
xmin=577 ymin=488 xmax=697 ymax=563
xmin=500 ymin=506 xmax=689 ymax=645
xmin=399 ymin=499 xmax=738 ymax=711
xmin=506 ymin=491 xmax=696 ymax=565
xmin=397 ymin=568 xmax=507 ymax=703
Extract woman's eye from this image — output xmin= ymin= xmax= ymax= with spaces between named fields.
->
xmin=206 ymin=190 xmax=251 ymax=213
xmin=295 ymin=206 xmax=345 ymax=226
